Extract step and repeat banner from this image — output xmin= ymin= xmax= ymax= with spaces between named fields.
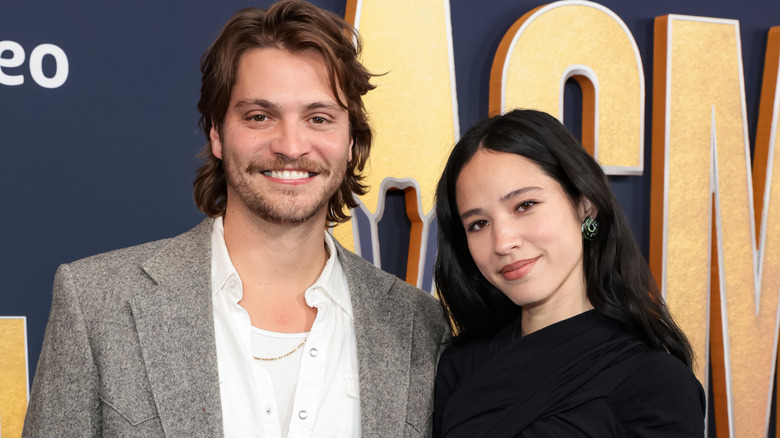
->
xmin=2 ymin=0 xmax=779 ymax=436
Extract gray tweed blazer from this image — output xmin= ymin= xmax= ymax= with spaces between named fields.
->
xmin=23 ymin=218 xmax=449 ymax=438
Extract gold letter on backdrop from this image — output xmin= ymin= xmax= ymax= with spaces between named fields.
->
xmin=651 ymin=16 xmax=780 ymax=438
xmin=0 ymin=317 xmax=29 ymax=438
xmin=756 ymin=26 xmax=780 ymax=438
xmin=339 ymin=0 xmax=459 ymax=288
xmin=489 ymin=0 xmax=644 ymax=174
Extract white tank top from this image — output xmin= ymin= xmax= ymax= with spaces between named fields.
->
xmin=250 ymin=327 xmax=310 ymax=438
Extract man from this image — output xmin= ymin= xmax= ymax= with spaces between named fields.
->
xmin=23 ymin=1 xmax=449 ymax=437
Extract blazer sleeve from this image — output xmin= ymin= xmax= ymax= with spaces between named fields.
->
xmin=23 ymin=263 xmax=102 ymax=437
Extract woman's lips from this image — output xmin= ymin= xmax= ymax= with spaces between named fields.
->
xmin=500 ymin=257 xmax=540 ymax=281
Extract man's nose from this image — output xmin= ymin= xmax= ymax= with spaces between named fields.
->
xmin=270 ymin=119 xmax=310 ymax=159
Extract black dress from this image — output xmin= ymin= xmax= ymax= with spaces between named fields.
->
xmin=433 ymin=310 xmax=705 ymax=437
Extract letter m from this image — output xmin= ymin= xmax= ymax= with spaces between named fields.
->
xmin=651 ymin=16 xmax=780 ymax=438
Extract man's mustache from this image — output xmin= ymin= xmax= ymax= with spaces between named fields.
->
xmin=245 ymin=156 xmax=329 ymax=176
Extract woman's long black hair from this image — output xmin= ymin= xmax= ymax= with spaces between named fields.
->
xmin=434 ymin=109 xmax=693 ymax=367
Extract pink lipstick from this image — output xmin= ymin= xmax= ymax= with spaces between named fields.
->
xmin=499 ymin=257 xmax=539 ymax=281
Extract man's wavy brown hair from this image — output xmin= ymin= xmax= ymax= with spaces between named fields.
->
xmin=193 ymin=0 xmax=375 ymax=223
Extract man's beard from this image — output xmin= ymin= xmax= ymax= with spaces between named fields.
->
xmin=223 ymin=153 xmax=346 ymax=225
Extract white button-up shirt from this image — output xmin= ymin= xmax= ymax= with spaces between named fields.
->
xmin=210 ymin=218 xmax=361 ymax=437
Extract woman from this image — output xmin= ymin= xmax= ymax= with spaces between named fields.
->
xmin=433 ymin=109 xmax=705 ymax=437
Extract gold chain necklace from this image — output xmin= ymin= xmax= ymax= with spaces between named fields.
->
xmin=251 ymin=241 xmax=324 ymax=362
xmin=253 ymin=338 xmax=307 ymax=361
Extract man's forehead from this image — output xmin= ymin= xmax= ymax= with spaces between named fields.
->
xmin=230 ymin=48 xmax=348 ymax=110
xmin=236 ymin=47 xmax=327 ymax=78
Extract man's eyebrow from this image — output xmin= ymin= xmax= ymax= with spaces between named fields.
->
xmin=304 ymin=101 xmax=344 ymax=111
xmin=232 ymin=99 xmax=343 ymax=112
xmin=459 ymin=186 xmax=542 ymax=222
xmin=234 ymin=99 xmax=279 ymax=112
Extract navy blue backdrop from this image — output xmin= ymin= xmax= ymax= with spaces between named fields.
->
xmin=1 ymin=1 xmax=778 ymax=419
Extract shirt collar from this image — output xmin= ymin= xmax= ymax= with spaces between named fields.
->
xmin=313 ymin=231 xmax=353 ymax=318
xmin=211 ymin=216 xmax=237 ymax=297
xmin=210 ymin=217 xmax=353 ymax=318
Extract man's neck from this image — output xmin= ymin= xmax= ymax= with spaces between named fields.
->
xmin=221 ymin=206 xmax=329 ymax=332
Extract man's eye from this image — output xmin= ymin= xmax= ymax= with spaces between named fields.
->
xmin=250 ymin=114 xmax=267 ymax=122
xmin=311 ymin=116 xmax=327 ymax=124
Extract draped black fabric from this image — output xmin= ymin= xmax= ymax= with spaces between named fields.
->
xmin=433 ymin=311 xmax=705 ymax=437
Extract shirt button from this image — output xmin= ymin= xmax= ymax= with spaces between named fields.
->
xmin=265 ymin=407 xmax=272 ymax=415
xmin=298 ymin=410 xmax=308 ymax=420
xmin=228 ymin=278 xmax=237 ymax=289
xmin=309 ymin=348 xmax=318 ymax=357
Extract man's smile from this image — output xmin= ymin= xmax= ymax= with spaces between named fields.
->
xmin=263 ymin=169 xmax=316 ymax=180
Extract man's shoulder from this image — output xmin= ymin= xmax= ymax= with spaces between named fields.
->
xmin=60 ymin=219 xmax=212 ymax=281
xmin=337 ymin=244 xmax=434 ymax=293
xmin=335 ymin=243 xmax=443 ymax=319
xmin=66 ymin=237 xmax=171 ymax=271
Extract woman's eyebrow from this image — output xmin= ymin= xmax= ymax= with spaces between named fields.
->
xmin=459 ymin=186 xmax=542 ymax=221
xmin=501 ymin=186 xmax=541 ymax=202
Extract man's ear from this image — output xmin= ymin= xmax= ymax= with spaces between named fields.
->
xmin=348 ymin=136 xmax=354 ymax=162
xmin=210 ymin=125 xmax=223 ymax=159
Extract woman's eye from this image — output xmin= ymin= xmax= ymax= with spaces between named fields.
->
xmin=468 ymin=220 xmax=489 ymax=231
xmin=516 ymin=201 xmax=537 ymax=212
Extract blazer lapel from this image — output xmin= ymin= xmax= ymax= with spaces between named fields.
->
xmin=338 ymin=245 xmax=413 ymax=437
xmin=131 ymin=219 xmax=223 ymax=437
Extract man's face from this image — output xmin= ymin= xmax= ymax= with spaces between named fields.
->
xmin=211 ymin=48 xmax=353 ymax=225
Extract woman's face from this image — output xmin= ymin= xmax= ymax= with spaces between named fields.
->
xmin=455 ymin=149 xmax=590 ymax=319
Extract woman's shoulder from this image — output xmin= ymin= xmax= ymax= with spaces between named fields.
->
xmin=435 ymin=334 xmax=508 ymax=402
xmin=617 ymin=347 xmax=702 ymax=396
xmin=434 ymin=337 xmax=499 ymax=436
xmin=596 ymin=314 xmax=698 ymax=390
xmin=438 ymin=317 xmax=519 ymax=374
xmin=606 ymin=345 xmax=706 ymax=436
xmin=438 ymin=338 xmax=494 ymax=379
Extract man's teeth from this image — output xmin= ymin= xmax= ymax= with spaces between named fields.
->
xmin=266 ymin=170 xmax=312 ymax=179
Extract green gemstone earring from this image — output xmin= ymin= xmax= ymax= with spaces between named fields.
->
xmin=581 ymin=216 xmax=599 ymax=241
